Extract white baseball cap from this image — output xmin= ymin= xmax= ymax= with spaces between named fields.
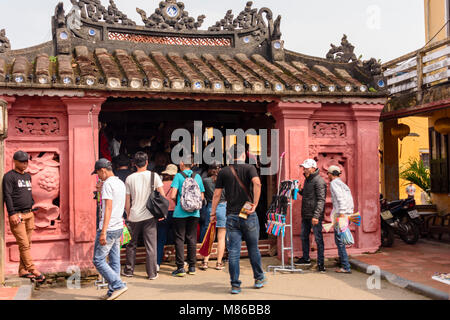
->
xmin=300 ymin=159 xmax=317 ymax=169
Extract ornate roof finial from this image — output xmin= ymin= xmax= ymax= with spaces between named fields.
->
xmin=136 ymin=0 xmax=205 ymax=30
xmin=0 ymin=29 xmax=11 ymax=53
xmin=326 ymin=34 xmax=357 ymax=63
xmin=69 ymin=0 xmax=136 ymax=26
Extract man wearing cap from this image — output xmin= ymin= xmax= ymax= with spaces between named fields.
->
xmin=294 ymin=159 xmax=327 ymax=273
xmin=92 ymin=158 xmax=128 ymax=300
xmin=2 ymin=151 xmax=45 ymax=283
xmin=327 ymin=165 xmax=354 ymax=274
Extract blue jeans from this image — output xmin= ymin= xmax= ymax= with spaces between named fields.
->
xmin=300 ymin=218 xmax=325 ymax=266
xmin=199 ymin=202 xmax=212 ymax=243
xmin=157 ymin=211 xmax=174 ymax=266
xmin=334 ymin=227 xmax=351 ymax=271
xmin=93 ymin=229 xmax=126 ymax=296
xmin=226 ymin=214 xmax=264 ymax=288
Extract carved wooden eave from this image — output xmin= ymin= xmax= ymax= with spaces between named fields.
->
xmin=0 ymin=0 xmax=387 ymax=102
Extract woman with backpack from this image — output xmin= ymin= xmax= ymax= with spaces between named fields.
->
xmin=169 ymin=156 xmax=205 ymax=277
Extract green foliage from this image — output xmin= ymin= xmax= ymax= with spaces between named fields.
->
xmin=400 ymin=158 xmax=431 ymax=196
xmin=49 ymin=56 xmax=57 ymax=63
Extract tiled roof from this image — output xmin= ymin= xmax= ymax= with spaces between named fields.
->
xmin=0 ymin=48 xmax=376 ymax=97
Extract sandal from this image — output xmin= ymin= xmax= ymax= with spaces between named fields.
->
xmin=199 ymin=261 xmax=209 ymax=270
xmin=215 ymin=262 xmax=225 ymax=270
xmin=20 ymin=273 xmax=36 ymax=279
xmin=32 ymin=274 xmax=46 ymax=284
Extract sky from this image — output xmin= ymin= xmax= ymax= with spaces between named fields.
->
xmin=0 ymin=0 xmax=426 ymax=63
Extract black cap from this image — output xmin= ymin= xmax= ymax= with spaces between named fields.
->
xmin=92 ymin=158 xmax=112 ymax=175
xmin=13 ymin=151 xmax=29 ymax=162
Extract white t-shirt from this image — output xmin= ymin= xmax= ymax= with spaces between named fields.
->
xmin=125 ymin=171 xmax=163 ymax=222
xmin=100 ymin=176 xmax=126 ymax=232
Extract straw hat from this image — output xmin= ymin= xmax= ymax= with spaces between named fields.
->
xmin=161 ymin=164 xmax=178 ymax=176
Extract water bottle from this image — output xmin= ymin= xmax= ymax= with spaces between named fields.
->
xmin=292 ymin=180 xmax=299 ymax=200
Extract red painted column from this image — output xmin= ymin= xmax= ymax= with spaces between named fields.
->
xmin=0 ymin=96 xmax=15 ymax=282
xmin=351 ymin=103 xmax=384 ymax=252
xmin=268 ymin=102 xmax=321 ymax=261
xmin=62 ymin=97 xmax=105 ymax=269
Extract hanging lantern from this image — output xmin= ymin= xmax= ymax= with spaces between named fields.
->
xmin=434 ymin=117 xmax=450 ymax=135
xmin=391 ymin=123 xmax=410 ymax=141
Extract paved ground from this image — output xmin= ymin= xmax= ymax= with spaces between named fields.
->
xmin=32 ymin=256 xmax=427 ymax=300
xmin=352 ymin=238 xmax=450 ymax=295
xmin=0 ymin=287 xmax=18 ymax=300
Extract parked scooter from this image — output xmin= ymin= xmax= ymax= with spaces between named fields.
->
xmin=380 ymin=194 xmax=421 ymax=246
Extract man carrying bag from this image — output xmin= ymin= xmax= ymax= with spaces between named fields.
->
xmin=211 ymin=144 xmax=265 ymax=294
xmin=123 ymin=152 xmax=165 ymax=280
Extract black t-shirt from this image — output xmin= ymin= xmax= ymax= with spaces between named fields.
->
xmin=2 ymin=170 xmax=34 ymax=216
xmin=215 ymin=164 xmax=258 ymax=215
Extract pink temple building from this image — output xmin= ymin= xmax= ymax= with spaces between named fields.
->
xmin=0 ymin=1 xmax=386 ymax=274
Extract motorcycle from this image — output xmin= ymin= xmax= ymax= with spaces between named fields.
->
xmin=380 ymin=194 xmax=421 ymax=246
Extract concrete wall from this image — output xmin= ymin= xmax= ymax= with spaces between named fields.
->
xmin=424 ymin=0 xmax=448 ymax=44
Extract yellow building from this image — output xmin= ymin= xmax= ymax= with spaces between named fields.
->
xmin=424 ymin=0 xmax=448 ymax=44
xmin=397 ymin=117 xmax=430 ymax=203
xmin=381 ymin=1 xmax=449 ymax=213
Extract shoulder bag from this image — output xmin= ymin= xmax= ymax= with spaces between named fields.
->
xmin=146 ymin=172 xmax=169 ymax=220
xmin=229 ymin=165 xmax=254 ymax=219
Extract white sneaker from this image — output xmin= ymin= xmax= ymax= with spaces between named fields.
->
xmin=107 ymin=286 xmax=128 ymax=300
xmin=157 ymin=265 xmax=160 ymax=273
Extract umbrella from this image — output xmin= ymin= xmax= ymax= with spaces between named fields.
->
xmin=199 ymin=222 xmax=217 ymax=257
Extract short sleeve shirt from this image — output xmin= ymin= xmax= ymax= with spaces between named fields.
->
xmin=100 ymin=176 xmax=126 ymax=232
xmin=125 ymin=171 xmax=163 ymax=222
xmin=171 ymin=170 xmax=205 ymax=218
xmin=215 ymin=164 xmax=258 ymax=215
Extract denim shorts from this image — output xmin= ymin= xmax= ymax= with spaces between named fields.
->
xmin=216 ymin=202 xmax=227 ymax=228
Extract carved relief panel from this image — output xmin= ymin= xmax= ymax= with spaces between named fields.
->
xmin=26 ymin=152 xmax=61 ymax=229
xmin=14 ymin=117 xmax=60 ymax=136
xmin=312 ymin=122 xmax=346 ymax=139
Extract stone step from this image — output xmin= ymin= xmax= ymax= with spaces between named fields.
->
xmin=3 ymin=276 xmax=32 ymax=288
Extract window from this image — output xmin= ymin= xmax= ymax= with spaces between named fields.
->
xmin=420 ymin=151 xmax=430 ymax=168
xmin=429 ymin=128 xmax=449 ymax=193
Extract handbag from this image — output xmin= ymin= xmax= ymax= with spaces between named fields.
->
xmin=199 ymin=222 xmax=217 ymax=257
xmin=146 ymin=172 xmax=169 ymax=220
xmin=229 ymin=165 xmax=254 ymax=219
xmin=120 ymin=221 xmax=131 ymax=247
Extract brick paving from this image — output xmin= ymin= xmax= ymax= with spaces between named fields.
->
xmin=352 ymin=238 xmax=450 ymax=295
xmin=0 ymin=287 xmax=18 ymax=300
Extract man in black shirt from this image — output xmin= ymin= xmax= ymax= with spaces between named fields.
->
xmin=2 ymin=151 xmax=45 ymax=283
xmin=211 ymin=144 xmax=265 ymax=294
